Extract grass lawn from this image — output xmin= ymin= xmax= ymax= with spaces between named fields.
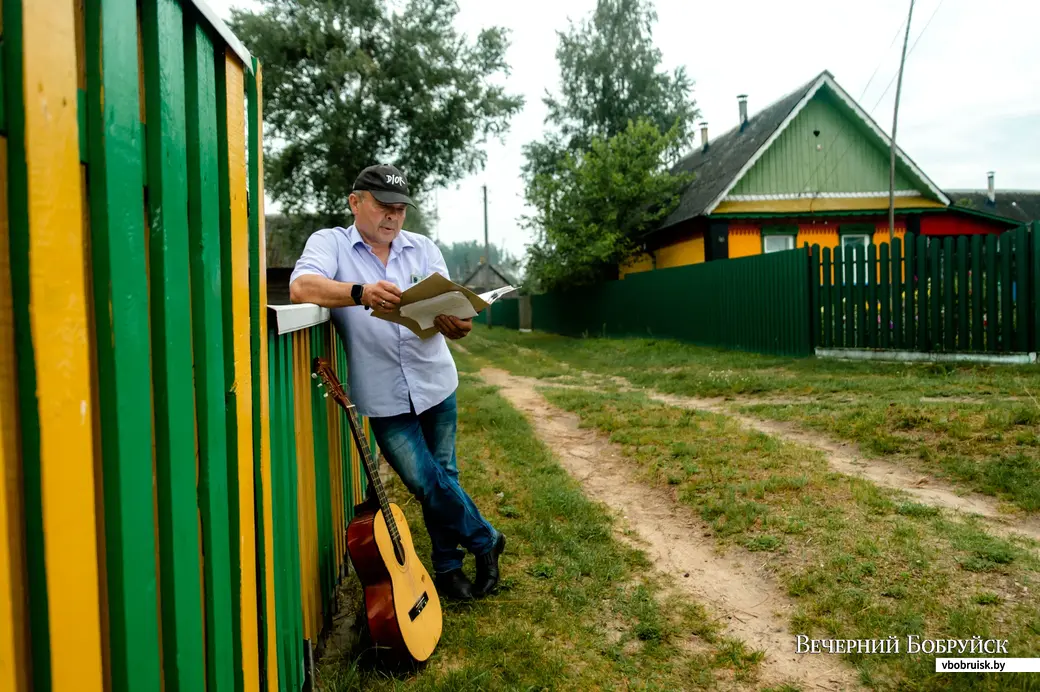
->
xmin=317 ymin=363 xmax=769 ymax=690
xmin=461 ymin=326 xmax=1040 ymax=514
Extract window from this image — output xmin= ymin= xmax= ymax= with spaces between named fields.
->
xmin=764 ymin=234 xmax=795 ymax=253
xmin=761 ymin=225 xmax=798 ymax=254
xmin=839 ymin=226 xmax=873 ymax=284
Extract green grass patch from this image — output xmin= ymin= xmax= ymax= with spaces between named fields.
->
xmin=317 ymin=365 xmax=770 ymax=690
xmin=461 ymin=325 xmax=1040 ymax=515
xmin=528 ymin=385 xmax=1040 ymax=690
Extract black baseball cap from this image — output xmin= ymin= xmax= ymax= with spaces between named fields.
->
xmin=352 ymin=164 xmax=415 ymax=207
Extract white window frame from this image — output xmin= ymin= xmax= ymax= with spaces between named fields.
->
xmin=840 ymin=233 xmax=872 ymax=285
xmin=763 ymin=234 xmax=796 ymax=254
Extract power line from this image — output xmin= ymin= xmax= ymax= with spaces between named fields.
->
xmin=813 ymin=0 xmax=946 ymax=203
xmin=795 ymin=10 xmax=911 ymax=198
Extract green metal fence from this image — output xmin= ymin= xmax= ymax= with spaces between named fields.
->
xmin=532 ymin=247 xmax=813 ymax=356
xmin=812 ymin=224 xmax=1038 ymax=354
xmin=473 ymin=297 xmax=521 ymax=329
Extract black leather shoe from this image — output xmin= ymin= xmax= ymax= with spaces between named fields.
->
xmin=434 ymin=568 xmax=474 ymax=601
xmin=474 ymin=533 xmax=506 ymax=597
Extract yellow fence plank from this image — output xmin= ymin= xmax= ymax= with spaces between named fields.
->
xmin=250 ymin=61 xmax=280 ymax=692
xmin=22 ymin=0 xmax=105 ymax=689
xmin=223 ymin=52 xmax=260 ymax=692
xmin=293 ymin=330 xmax=318 ymax=640
xmin=0 ymin=131 xmax=29 ymax=692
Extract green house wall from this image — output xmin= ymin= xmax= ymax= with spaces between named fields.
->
xmin=730 ymin=89 xmax=923 ymax=197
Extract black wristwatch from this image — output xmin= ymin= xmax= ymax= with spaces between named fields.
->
xmin=351 ymin=283 xmax=369 ymax=309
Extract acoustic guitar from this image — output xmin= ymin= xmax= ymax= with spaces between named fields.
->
xmin=312 ymin=357 xmax=442 ymax=663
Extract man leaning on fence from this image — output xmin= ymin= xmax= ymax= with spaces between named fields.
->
xmin=288 ymin=163 xmax=505 ymax=601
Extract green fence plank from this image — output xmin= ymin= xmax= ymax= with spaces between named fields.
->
xmin=1000 ymin=232 xmax=1013 ymax=352
xmin=852 ymin=247 xmax=861 ymax=347
xmin=941 ymin=238 xmax=953 ymax=351
xmin=285 ymin=337 xmax=306 ymax=690
xmin=838 ymin=247 xmax=850 ymax=347
xmin=971 ymin=235 xmax=983 ymax=351
xmin=1033 ymin=223 xmax=1040 ymax=353
xmin=309 ymin=326 xmax=333 ymax=631
xmin=1015 ymin=226 xmax=1030 ymax=352
xmin=0 ymin=45 xmax=6 ymax=133
xmin=956 ymin=237 xmax=968 ymax=351
xmin=821 ymin=247 xmax=832 ymax=347
xmin=867 ymin=244 xmax=877 ymax=348
xmin=986 ymin=234 xmax=998 ymax=352
xmin=84 ymin=0 xmax=162 ymax=688
xmin=904 ymin=235 xmax=914 ymax=350
xmin=893 ymin=237 xmax=903 ymax=349
xmin=141 ymin=0 xmax=207 ymax=687
xmin=879 ymin=243 xmax=890 ymax=349
xmin=184 ymin=20 xmax=235 ymax=692
xmin=919 ymin=233 xmax=927 ymax=351
xmin=267 ymin=332 xmax=289 ymax=692
xmin=927 ymin=237 xmax=940 ymax=351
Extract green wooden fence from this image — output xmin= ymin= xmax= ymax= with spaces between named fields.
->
xmin=812 ymin=224 xmax=1038 ymax=354
xmin=531 ymin=247 xmax=813 ymax=356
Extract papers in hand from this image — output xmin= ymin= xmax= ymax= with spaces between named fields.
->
xmin=372 ymin=273 xmax=517 ymax=339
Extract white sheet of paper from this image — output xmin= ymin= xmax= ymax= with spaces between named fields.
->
xmin=398 ymin=291 xmax=477 ymax=329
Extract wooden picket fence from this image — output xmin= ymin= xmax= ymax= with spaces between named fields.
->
xmin=0 ymin=3 xmax=372 ymax=692
xmin=810 ymin=224 xmax=1039 ymax=354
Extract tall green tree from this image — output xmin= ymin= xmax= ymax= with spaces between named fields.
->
xmin=231 ymin=0 xmax=523 ymax=224
xmin=524 ymin=0 xmax=698 ymax=179
xmin=521 ymin=0 xmax=699 ymax=290
xmin=524 ymin=119 xmax=691 ymax=292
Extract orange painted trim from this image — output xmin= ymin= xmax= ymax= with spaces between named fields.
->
xmin=22 ymin=0 xmax=105 ymax=688
xmin=223 ymin=52 xmax=260 ymax=692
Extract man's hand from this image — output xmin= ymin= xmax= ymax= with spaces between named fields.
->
xmin=361 ymin=281 xmax=402 ymax=313
xmin=434 ymin=315 xmax=472 ymax=340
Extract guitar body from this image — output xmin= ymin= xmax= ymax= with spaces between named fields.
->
xmin=347 ymin=500 xmax=443 ymax=662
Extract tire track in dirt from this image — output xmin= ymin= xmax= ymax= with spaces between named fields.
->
xmin=517 ymin=364 xmax=1040 ymax=547
xmin=479 ymin=367 xmax=865 ymax=692
xmin=638 ymin=390 xmax=1040 ymax=547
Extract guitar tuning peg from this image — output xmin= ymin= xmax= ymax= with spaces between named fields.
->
xmin=323 ymin=392 xmax=329 ymax=399
xmin=311 ymin=373 xmax=317 ymax=380
xmin=317 ymin=382 xmax=324 ymax=388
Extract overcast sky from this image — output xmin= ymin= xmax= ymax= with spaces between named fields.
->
xmin=209 ymin=0 xmax=1040 ymax=261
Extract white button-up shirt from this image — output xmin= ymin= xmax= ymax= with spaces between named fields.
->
xmin=290 ymin=225 xmax=458 ymax=418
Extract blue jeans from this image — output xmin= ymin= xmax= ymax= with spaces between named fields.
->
xmin=369 ymin=391 xmax=497 ymax=574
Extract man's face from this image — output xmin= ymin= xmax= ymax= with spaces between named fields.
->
xmin=350 ymin=191 xmax=407 ymax=245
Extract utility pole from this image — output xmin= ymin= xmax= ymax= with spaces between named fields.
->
xmin=889 ymin=0 xmax=915 ymax=244
xmin=483 ymin=185 xmax=492 ymax=328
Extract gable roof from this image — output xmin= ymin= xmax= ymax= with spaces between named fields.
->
xmin=660 ymin=71 xmax=950 ymax=230
xmin=462 ymin=262 xmax=516 ymax=289
xmin=946 ymin=190 xmax=1040 ymax=225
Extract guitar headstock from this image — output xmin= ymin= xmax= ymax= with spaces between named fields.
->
xmin=311 ymin=357 xmax=351 ymax=406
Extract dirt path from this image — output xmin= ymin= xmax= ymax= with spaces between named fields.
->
xmin=517 ymin=366 xmax=1040 ymax=547
xmin=634 ymin=390 xmax=1040 ymax=547
xmin=480 ymin=367 xmax=865 ymax=692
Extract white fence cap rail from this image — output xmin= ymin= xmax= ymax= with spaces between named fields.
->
xmin=268 ymin=304 xmax=330 ymax=335
xmin=190 ymin=0 xmax=254 ymax=72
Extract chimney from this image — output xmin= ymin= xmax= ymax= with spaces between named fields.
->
xmin=700 ymin=121 xmax=709 ymax=151
xmin=738 ymin=94 xmax=748 ymax=129
xmin=986 ymin=171 xmax=995 ymax=204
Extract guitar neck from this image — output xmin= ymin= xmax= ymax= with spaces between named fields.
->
xmin=340 ymin=401 xmax=401 ymax=540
